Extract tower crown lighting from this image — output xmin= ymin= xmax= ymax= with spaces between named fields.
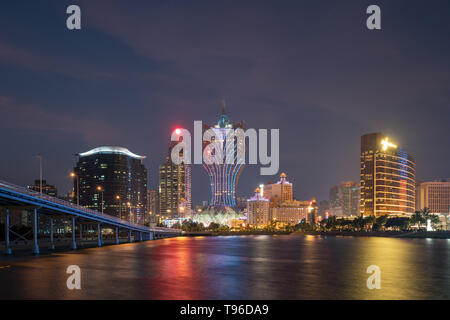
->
xmin=381 ymin=137 xmax=397 ymax=151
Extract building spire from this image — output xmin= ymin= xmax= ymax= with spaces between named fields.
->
xmin=221 ymin=99 xmax=226 ymax=115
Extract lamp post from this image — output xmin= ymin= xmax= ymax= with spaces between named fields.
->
xmin=116 ymin=195 xmax=122 ymax=219
xmin=70 ymin=172 xmax=80 ymax=205
xmin=36 ymin=154 xmax=42 ymax=194
xmin=127 ymin=202 xmax=132 ymax=223
xmin=97 ymin=186 xmax=104 ymax=213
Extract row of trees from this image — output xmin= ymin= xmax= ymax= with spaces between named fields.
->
xmin=158 ymin=220 xmax=231 ymax=232
xmin=157 ymin=208 xmax=442 ymax=233
xmin=296 ymin=208 xmax=441 ymax=232
xmin=160 ymin=219 xmax=291 ymax=233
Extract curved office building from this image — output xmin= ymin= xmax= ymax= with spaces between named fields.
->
xmin=74 ymin=146 xmax=147 ymax=223
xmin=360 ymin=133 xmax=415 ymax=216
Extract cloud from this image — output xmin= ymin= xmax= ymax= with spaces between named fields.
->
xmin=0 ymin=96 xmax=120 ymax=143
xmin=0 ymin=41 xmax=125 ymax=81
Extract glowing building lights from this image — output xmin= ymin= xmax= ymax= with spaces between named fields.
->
xmin=416 ymin=179 xmax=450 ymax=214
xmin=74 ymin=146 xmax=147 ymax=223
xmin=247 ymin=188 xmax=270 ymax=227
xmin=360 ymin=133 xmax=415 ymax=216
xmin=381 ymin=137 xmax=397 ymax=151
xmin=78 ymin=146 xmax=145 ymax=160
xmin=203 ymin=102 xmax=244 ymax=207
xmin=159 ymin=135 xmax=191 ymax=218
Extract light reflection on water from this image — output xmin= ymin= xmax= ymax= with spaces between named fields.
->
xmin=1 ymin=235 xmax=450 ymax=299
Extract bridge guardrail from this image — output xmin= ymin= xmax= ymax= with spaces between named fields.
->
xmin=0 ymin=180 xmax=180 ymax=233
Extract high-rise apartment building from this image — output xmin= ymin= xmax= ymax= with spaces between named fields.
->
xmin=329 ymin=181 xmax=360 ymax=216
xmin=159 ymin=134 xmax=191 ymax=219
xmin=318 ymin=200 xmax=330 ymax=217
xmin=146 ymin=189 xmax=159 ymax=224
xmin=360 ymin=133 xmax=415 ymax=216
xmin=73 ymin=146 xmax=147 ymax=223
xmin=416 ymin=179 xmax=450 ymax=214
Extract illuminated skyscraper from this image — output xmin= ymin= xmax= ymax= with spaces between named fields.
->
xmin=360 ymin=133 xmax=415 ymax=216
xmin=159 ymin=133 xmax=191 ymax=218
xmin=74 ymin=146 xmax=147 ymax=223
xmin=203 ymin=103 xmax=244 ymax=207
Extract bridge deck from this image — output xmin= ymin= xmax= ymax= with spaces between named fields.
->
xmin=0 ymin=180 xmax=180 ymax=234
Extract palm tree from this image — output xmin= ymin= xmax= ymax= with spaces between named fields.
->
xmin=411 ymin=210 xmax=426 ymax=230
xmin=420 ymin=207 xmax=440 ymax=230
xmin=363 ymin=216 xmax=376 ymax=231
xmin=373 ymin=215 xmax=388 ymax=231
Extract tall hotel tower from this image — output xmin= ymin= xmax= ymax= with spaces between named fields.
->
xmin=416 ymin=179 xmax=450 ymax=214
xmin=159 ymin=134 xmax=192 ymax=219
xmin=74 ymin=147 xmax=147 ymax=223
xmin=360 ymin=133 xmax=415 ymax=216
xmin=203 ymin=103 xmax=245 ymax=207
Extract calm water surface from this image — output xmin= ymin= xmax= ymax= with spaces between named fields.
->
xmin=1 ymin=235 xmax=450 ymax=299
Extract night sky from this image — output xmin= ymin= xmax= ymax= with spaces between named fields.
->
xmin=0 ymin=0 xmax=449 ymax=205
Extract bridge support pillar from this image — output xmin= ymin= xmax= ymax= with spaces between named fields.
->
xmin=33 ymin=208 xmax=39 ymax=255
xmin=50 ymin=218 xmax=55 ymax=250
xmin=128 ymin=230 xmax=132 ymax=243
xmin=115 ymin=227 xmax=119 ymax=245
xmin=97 ymin=223 xmax=102 ymax=247
xmin=5 ymin=209 xmax=11 ymax=255
xmin=79 ymin=223 xmax=83 ymax=245
xmin=72 ymin=217 xmax=77 ymax=250
xmin=149 ymin=231 xmax=154 ymax=240
xmin=139 ymin=232 xmax=143 ymax=242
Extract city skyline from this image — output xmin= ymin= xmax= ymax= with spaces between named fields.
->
xmin=0 ymin=1 xmax=449 ymax=206
xmin=2 ymin=0 xmax=450 ymax=304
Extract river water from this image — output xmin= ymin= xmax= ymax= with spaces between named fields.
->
xmin=1 ymin=235 xmax=449 ymax=299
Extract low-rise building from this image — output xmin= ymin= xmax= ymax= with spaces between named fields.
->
xmin=271 ymin=200 xmax=310 ymax=225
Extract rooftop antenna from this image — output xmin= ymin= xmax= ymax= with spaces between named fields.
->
xmin=221 ymin=99 xmax=226 ymax=115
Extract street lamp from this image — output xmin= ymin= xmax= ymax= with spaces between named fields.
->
xmin=36 ymin=154 xmax=42 ymax=195
xmin=97 ymin=186 xmax=104 ymax=213
xmin=70 ymin=172 xmax=80 ymax=205
xmin=126 ymin=202 xmax=132 ymax=223
xmin=116 ymin=195 xmax=122 ymax=219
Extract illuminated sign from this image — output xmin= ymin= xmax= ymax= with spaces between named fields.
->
xmin=381 ymin=137 xmax=397 ymax=151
